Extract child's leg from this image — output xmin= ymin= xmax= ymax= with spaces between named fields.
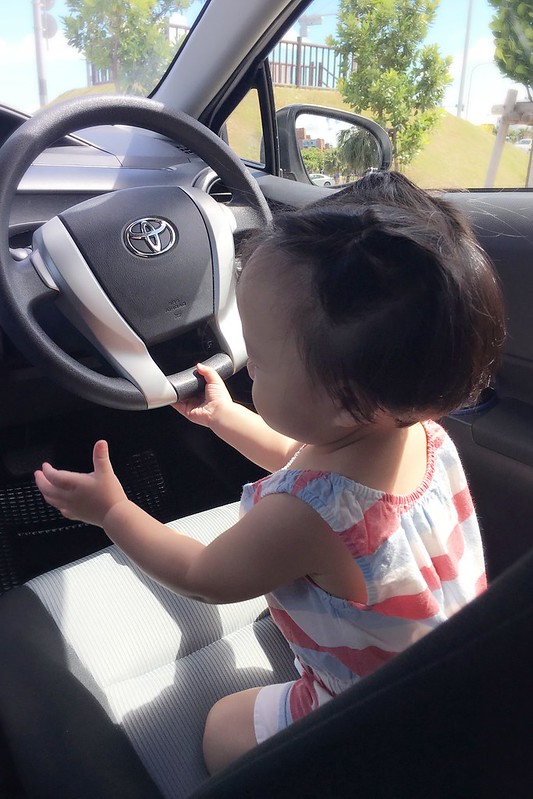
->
xmin=202 ymin=687 xmax=262 ymax=775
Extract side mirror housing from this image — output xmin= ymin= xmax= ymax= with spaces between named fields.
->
xmin=276 ymin=104 xmax=392 ymax=185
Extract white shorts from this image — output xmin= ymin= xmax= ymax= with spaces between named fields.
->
xmin=253 ymin=680 xmax=294 ymax=744
xmin=253 ymin=676 xmax=334 ymax=744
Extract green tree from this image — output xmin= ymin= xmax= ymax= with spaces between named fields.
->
xmin=323 ymin=147 xmax=342 ymax=178
xmin=331 ymin=0 xmax=451 ymax=166
xmin=301 ymin=147 xmax=325 ymax=174
xmin=489 ymin=0 xmax=533 ymax=101
xmin=337 ymin=126 xmax=380 ymax=175
xmin=62 ymin=0 xmax=193 ymax=95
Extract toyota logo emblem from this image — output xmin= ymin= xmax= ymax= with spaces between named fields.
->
xmin=124 ymin=218 xmax=177 ymax=257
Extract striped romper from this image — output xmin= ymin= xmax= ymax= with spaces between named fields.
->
xmin=240 ymin=420 xmax=487 ymax=743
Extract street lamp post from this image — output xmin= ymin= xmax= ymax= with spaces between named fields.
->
xmin=465 ymin=62 xmax=494 ymax=122
xmin=32 ymin=0 xmax=57 ymax=108
xmin=456 ymin=0 xmax=474 ymax=118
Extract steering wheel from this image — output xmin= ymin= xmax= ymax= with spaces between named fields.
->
xmin=0 ymin=95 xmax=271 ymax=410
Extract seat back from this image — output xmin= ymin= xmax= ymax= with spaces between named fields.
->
xmin=192 ymin=544 xmax=533 ymax=798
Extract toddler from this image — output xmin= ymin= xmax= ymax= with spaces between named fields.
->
xmin=35 ymin=171 xmax=505 ymax=775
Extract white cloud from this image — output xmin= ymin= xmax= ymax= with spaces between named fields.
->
xmin=0 ymin=35 xmax=36 ymax=66
xmin=0 ymin=29 xmax=86 ymax=114
xmin=169 ymin=12 xmax=188 ymax=26
xmin=46 ymin=31 xmax=85 ymax=63
xmin=0 ymin=30 xmax=84 ymax=68
xmin=468 ymin=35 xmax=497 ymax=63
xmin=443 ymin=34 xmax=526 ymax=124
xmin=281 ymin=26 xmax=308 ymax=43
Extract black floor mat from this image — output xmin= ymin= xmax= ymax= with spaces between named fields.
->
xmin=0 ymin=398 xmax=262 ymax=593
xmin=0 ymin=444 xmax=176 ymax=593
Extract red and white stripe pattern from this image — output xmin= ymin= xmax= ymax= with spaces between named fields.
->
xmin=242 ymin=420 xmax=486 ymax=727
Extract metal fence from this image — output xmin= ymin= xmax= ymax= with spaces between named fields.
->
xmin=269 ymin=37 xmax=343 ymax=89
xmin=87 ymin=63 xmax=111 ymax=86
xmin=88 ymin=25 xmax=343 ymax=90
xmin=167 ymin=24 xmax=344 ymax=89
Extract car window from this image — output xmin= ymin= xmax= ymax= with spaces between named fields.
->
xmin=225 ymin=89 xmax=264 ymax=165
xmin=263 ymin=0 xmax=532 ymax=191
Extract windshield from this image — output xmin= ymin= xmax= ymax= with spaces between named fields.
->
xmin=0 ymin=0 xmax=207 ymax=114
xmin=1 ymin=1 xmax=531 ymax=190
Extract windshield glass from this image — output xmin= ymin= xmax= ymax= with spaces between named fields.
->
xmin=1 ymin=1 xmax=531 ymax=190
xmin=0 ymin=0 xmax=207 ymax=114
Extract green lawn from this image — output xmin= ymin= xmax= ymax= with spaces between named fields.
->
xmin=404 ymin=111 xmax=530 ymax=189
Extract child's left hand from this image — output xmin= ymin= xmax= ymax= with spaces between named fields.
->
xmin=35 ymin=440 xmax=128 ymax=528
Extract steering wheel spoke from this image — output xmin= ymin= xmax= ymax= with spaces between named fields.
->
xmin=15 ymin=249 xmax=60 ymax=306
xmin=227 ymin=199 xmax=269 ymax=239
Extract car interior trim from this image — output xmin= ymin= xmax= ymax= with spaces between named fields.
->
xmin=155 ymin=1 xmax=305 ymax=120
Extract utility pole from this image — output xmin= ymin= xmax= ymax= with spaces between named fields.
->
xmin=32 ymin=0 xmax=57 ymax=107
xmin=32 ymin=0 xmax=48 ymax=107
xmin=457 ymin=0 xmax=474 ymax=118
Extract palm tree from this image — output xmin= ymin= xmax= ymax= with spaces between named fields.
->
xmin=337 ymin=126 xmax=380 ymax=177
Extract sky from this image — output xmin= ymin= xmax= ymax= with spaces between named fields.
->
xmin=0 ymin=0 xmax=207 ymax=113
xmin=425 ymin=0 xmax=527 ymax=123
xmin=289 ymin=0 xmax=528 ymax=125
xmin=0 ymin=0 xmax=527 ymax=125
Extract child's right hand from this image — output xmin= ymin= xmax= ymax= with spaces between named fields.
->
xmin=35 ymin=440 xmax=128 ymax=528
xmin=173 ymin=361 xmax=234 ymax=428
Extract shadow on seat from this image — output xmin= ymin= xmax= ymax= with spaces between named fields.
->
xmin=0 ymin=503 xmax=532 ymax=798
xmin=192 ymin=543 xmax=533 ymax=799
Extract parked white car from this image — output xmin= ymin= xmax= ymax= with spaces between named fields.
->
xmin=309 ymin=172 xmax=334 ymax=186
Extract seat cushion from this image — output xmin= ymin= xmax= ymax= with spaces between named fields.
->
xmin=0 ymin=502 xmax=298 ymax=798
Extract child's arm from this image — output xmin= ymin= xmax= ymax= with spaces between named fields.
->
xmin=174 ymin=362 xmax=300 ymax=473
xmin=34 ymin=440 xmax=352 ymax=604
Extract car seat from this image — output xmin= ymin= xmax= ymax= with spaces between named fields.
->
xmin=0 ymin=501 xmax=532 ymax=798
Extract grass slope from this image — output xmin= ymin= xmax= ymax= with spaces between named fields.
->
xmin=229 ymin=85 xmax=529 ymax=189
xmin=404 ymin=111 xmax=530 ymax=189
xmin=57 ymin=84 xmax=530 ymax=189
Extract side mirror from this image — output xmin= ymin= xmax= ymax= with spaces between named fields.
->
xmin=276 ymin=104 xmax=392 ymax=186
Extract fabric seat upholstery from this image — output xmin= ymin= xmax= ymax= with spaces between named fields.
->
xmin=1 ymin=503 xmax=532 ymax=797
xmin=0 ymin=503 xmax=297 ymax=798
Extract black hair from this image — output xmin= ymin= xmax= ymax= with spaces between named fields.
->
xmin=243 ymin=171 xmax=505 ymax=425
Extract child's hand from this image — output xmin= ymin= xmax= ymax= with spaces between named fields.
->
xmin=34 ymin=440 xmax=128 ymax=528
xmin=173 ymin=362 xmax=234 ymax=427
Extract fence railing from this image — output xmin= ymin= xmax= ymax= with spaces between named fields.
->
xmin=88 ymin=25 xmax=343 ymax=89
xmin=269 ymin=37 xmax=343 ymax=89
xmin=87 ymin=63 xmax=112 ymax=86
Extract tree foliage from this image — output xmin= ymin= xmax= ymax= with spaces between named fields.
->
xmin=301 ymin=147 xmax=325 ymax=174
xmin=62 ymin=0 xmax=193 ymax=94
xmin=300 ymin=147 xmax=344 ymax=181
xmin=337 ymin=126 xmax=379 ymax=174
xmin=331 ymin=0 xmax=451 ymax=166
xmin=323 ymin=148 xmax=343 ymax=176
xmin=301 ymin=138 xmax=377 ymax=183
xmin=489 ymin=0 xmax=533 ymax=100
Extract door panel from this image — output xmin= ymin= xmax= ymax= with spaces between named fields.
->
xmin=445 ymin=192 xmax=533 ymax=580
